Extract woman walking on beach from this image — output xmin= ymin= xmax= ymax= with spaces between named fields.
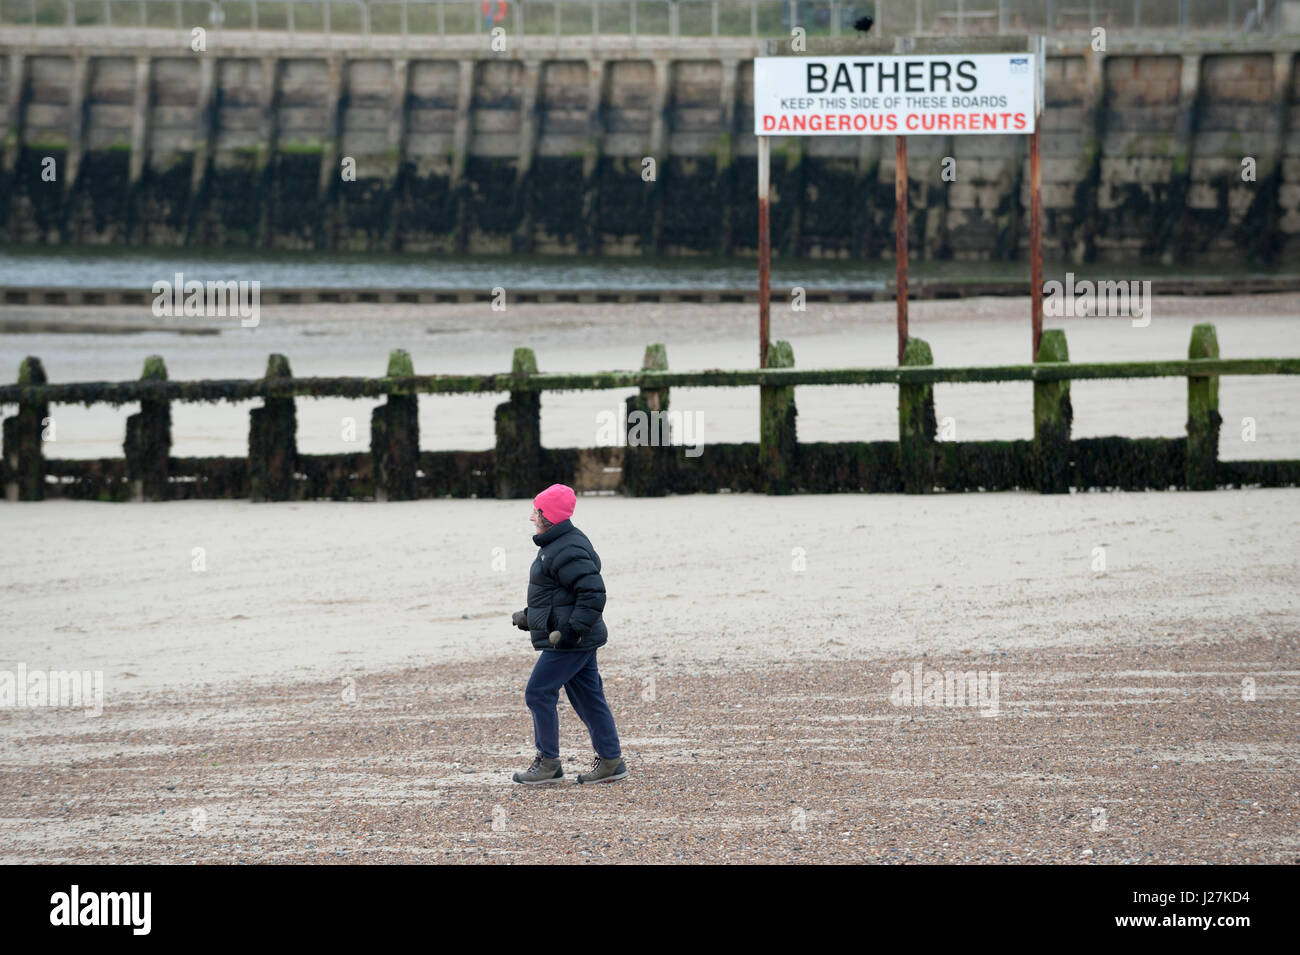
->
xmin=511 ymin=484 xmax=627 ymax=785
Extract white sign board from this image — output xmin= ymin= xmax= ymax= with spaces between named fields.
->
xmin=753 ymin=53 xmax=1037 ymax=136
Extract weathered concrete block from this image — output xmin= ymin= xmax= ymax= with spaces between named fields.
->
xmin=3 ymin=41 xmax=1298 ymax=263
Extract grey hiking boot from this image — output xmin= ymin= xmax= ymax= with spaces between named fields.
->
xmin=512 ymin=754 xmax=563 ymax=785
xmin=577 ymin=756 xmax=628 ymax=784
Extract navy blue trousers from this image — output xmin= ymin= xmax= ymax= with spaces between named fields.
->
xmin=525 ymin=649 xmax=622 ymax=760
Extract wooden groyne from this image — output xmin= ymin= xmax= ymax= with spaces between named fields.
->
xmin=2 ymin=323 xmax=1298 ymax=501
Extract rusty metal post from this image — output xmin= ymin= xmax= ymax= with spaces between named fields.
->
xmin=1030 ymin=36 xmax=1045 ymax=361
xmin=895 ymin=135 xmax=909 ymax=365
xmin=1030 ymin=126 xmax=1043 ymax=362
xmin=758 ymin=135 xmax=771 ymax=368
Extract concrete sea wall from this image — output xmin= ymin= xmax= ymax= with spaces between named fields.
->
xmin=1 ymin=29 xmax=1298 ymax=264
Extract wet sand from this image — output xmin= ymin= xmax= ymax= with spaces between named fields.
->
xmin=0 ymin=635 xmax=1295 ymax=864
xmin=0 ymin=490 xmax=1296 ymax=863
xmin=2 ymin=292 xmax=1297 ymax=863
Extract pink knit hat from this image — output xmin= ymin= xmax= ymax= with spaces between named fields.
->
xmin=533 ymin=483 xmax=576 ymax=523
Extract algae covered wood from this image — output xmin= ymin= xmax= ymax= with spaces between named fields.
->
xmin=1186 ymin=323 xmax=1221 ymax=491
xmin=494 ymin=347 xmax=541 ymax=499
xmin=249 ymin=354 xmax=298 ymax=502
xmin=124 ymin=355 xmax=171 ymax=502
xmin=371 ymin=349 xmax=420 ymax=502
xmin=5 ymin=338 xmax=1299 ymax=503
xmin=2 ymin=357 xmax=1299 ymax=408
xmin=1033 ymin=329 xmax=1072 ymax=494
xmin=2 ymin=356 xmax=48 ymax=501
xmin=760 ymin=339 xmax=797 ymax=494
xmin=898 ymin=337 xmax=936 ymax=494
xmin=622 ymin=343 xmax=673 ymax=498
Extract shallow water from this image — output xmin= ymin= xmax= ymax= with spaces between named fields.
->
xmin=1 ymin=243 xmax=1295 ymax=291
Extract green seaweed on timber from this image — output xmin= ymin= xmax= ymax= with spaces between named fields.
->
xmin=248 ymin=353 xmax=298 ymax=502
xmin=759 ymin=339 xmax=798 ymax=494
xmin=6 ymin=318 xmax=1297 ymax=499
xmin=1073 ymin=437 xmax=1184 ymax=490
xmin=2 ymin=357 xmax=1300 ymax=409
xmin=1186 ymin=323 xmax=1221 ymax=490
xmin=1033 ymin=329 xmax=1073 ymax=494
xmin=898 ymin=337 xmax=937 ymax=494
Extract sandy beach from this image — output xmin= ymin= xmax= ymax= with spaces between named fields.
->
xmin=6 ymin=12 xmax=1300 ymax=883
xmin=2 ymin=291 xmax=1298 ymax=864
xmin=1 ymin=490 xmax=1296 ymax=863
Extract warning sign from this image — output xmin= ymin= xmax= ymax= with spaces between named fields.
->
xmin=753 ymin=53 xmax=1037 ymax=136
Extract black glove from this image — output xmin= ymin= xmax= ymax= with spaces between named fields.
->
xmin=512 ymin=610 xmax=529 ymax=631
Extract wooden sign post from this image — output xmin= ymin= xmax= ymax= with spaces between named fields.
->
xmin=758 ymin=135 xmax=772 ymax=368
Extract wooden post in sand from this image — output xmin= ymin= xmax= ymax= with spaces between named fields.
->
xmin=371 ymin=349 xmax=421 ymax=502
xmin=3 ymin=356 xmax=48 ymax=502
xmin=124 ymin=355 xmax=171 ymax=502
xmin=249 ymin=354 xmax=298 ymax=502
xmin=494 ymin=347 xmax=541 ymax=499
xmin=898 ymin=337 xmax=937 ymax=494
xmin=759 ymin=339 xmax=797 ymax=494
xmin=1033 ymin=329 xmax=1072 ymax=494
xmin=621 ymin=343 xmax=671 ymax=497
xmin=1186 ymin=323 xmax=1221 ymax=491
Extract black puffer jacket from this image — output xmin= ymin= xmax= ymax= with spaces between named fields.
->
xmin=521 ymin=520 xmax=608 ymax=652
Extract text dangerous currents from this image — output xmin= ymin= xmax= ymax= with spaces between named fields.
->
xmin=753 ymin=54 xmax=1038 ymax=137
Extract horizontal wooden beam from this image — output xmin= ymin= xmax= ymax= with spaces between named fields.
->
xmin=2 ymin=358 xmax=1298 ymax=407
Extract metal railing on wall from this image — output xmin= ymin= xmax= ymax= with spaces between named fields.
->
xmin=0 ymin=0 xmax=1284 ymax=38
